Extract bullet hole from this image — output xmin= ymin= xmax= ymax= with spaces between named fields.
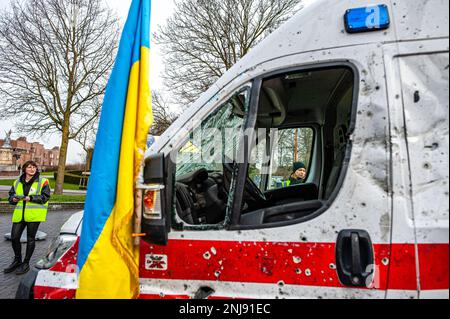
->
xmin=382 ymin=258 xmax=390 ymax=266
xmin=214 ymin=271 xmax=221 ymax=278
xmin=352 ymin=277 xmax=361 ymax=285
xmin=305 ymin=269 xmax=312 ymax=277
xmin=414 ymin=91 xmax=420 ymax=103
xmin=361 ymin=202 xmax=367 ymax=207
xmin=184 ymin=284 xmax=188 ymax=291
xmin=301 ymin=237 xmax=308 ymax=242
xmin=277 ymin=281 xmax=285 ymax=287
xmin=367 ymin=111 xmax=373 ymax=117
xmin=375 ymin=85 xmax=380 ymax=91
xmin=423 ymin=163 xmax=431 ymax=169
xmin=358 ymin=111 xmax=362 ymax=115
xmin=425 ymin=143 xmax=439 ymax=150
xmin=295 ymin=268 xmax=302 ymax=275
xmin=329 ymin=263 xmax=336 ymax=270
xmin=203 ymin=252 xmax=211 ymax=260
xmin=293 ymin=256 xmax=302 ymax=264
xmin=278 ymin=289 xmax=287 ymax=296
xmin=395 ymin=94 xmax=400 ymax=99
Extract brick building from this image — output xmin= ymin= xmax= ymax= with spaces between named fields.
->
xmin=0 ymin=136 xmax=59 ymax=171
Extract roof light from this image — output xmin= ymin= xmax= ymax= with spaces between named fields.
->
xmin=344 ymin=4 xmax=390 ymax=34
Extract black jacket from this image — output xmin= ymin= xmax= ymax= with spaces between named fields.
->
xmin=288 ymin=175 xmax=306 ymax=186
xmin=8 ymin=173 xmax=51 ymax=207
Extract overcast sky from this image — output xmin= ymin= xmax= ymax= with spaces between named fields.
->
xmin=0 ymin=0 xmax=175 ymax=163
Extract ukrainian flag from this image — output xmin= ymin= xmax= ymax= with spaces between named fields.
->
xmin=76 ymin=0 xmax=152 ymax=299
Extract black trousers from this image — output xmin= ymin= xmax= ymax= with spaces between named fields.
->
xmin=11 ymin=221 xmax=41 ymax=263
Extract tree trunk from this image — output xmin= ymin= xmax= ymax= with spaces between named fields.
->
xmin=54 ymin=118 xmax=71 ymax=195
xmin=294 ymin=129 xmax=299 ymax=162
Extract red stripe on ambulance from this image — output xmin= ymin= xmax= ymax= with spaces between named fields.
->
xmin=139 ymin=240 xmax=391 ymax=289
xmin=34 ymin=286 xmax=76 ymax=299
xmin=139 ymin=240 xmax=448 ymax=291
xmin=418 ymin=244 xmax=449 ymax=290
xmin=33 ymin=239 xmax=448 ymax=299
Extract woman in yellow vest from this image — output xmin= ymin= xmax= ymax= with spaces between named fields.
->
xmin=3 ymin=161 xmax=51 ymax=275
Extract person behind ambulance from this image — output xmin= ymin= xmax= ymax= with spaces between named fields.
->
xmin=282 ymin=162 xmax=307 ymax=187
xmin=3 ymin=161 xmax=51 ymax=275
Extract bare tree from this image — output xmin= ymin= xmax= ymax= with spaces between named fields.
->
xmin=74 ymin=116 xmax=97 ymax=171
xmin=0 ymin=0 xmax=119 ymax=194
xmin=155 ymin=0 xmax=302 ymax=107
xmin=151 ymin=91 xmax=178 ymax=136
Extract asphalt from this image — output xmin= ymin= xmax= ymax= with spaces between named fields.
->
xmin=0 ymin=210 xmax=79 ymax=299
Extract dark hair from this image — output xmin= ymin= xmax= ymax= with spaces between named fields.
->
xmin=293 ymin=161 xmax=306 ymax=173
xmin=22 ymin=161 xmax=39 ymax=174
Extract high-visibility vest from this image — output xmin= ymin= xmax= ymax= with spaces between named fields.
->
xmin=281 ymin=180 xmax=291 ymax=187
xmin=12 ymin=177 xmax=49 ymax=223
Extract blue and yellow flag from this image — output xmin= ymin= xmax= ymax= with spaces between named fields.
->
xmin=76 ymin=0 xmax=152 ymax=299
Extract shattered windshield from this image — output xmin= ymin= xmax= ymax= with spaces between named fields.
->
xmin=176 ymin=86 xmax=250 ymax=178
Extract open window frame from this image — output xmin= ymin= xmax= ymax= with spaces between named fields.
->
xmin=229 ymin=61 xmax=360 ymax=231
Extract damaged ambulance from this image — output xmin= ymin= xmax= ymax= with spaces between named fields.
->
xmin=17 ymin=0 xmax=449 ymax=299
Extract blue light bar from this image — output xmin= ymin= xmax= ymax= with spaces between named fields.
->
xmin=344 ymin=4 xmax=390 ymax=33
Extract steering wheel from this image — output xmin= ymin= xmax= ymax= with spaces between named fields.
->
xmin=222 ymin=160 xmax=267 ymax=203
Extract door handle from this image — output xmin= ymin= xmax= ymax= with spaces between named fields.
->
xmin=336 ymin=230 xmax=374 ymax=287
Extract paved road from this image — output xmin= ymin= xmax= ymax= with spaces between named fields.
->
xmin=0 ymin=210 xmax=80 ymax=299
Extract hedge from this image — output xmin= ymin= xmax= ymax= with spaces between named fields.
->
xmin=53 ymin=171 xmax=88 ymax=187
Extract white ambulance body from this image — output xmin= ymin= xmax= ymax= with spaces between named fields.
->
xmin=19 ymin=0 xmax=448 ymax=299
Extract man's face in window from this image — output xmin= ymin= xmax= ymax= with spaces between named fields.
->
xmin=294 ymin=168 xmax=306 ymax=180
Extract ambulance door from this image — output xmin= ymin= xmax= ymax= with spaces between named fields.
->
xmin=383 ymin=39 xmax=449 ymax=299
xmin=139 ymin=46 xmax=392 ymax=299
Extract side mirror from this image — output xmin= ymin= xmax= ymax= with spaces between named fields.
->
xmin=144 ymin=153 xmax=165 ymax=184
xmin=140 ymin=154 xmax=169 ymax=246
